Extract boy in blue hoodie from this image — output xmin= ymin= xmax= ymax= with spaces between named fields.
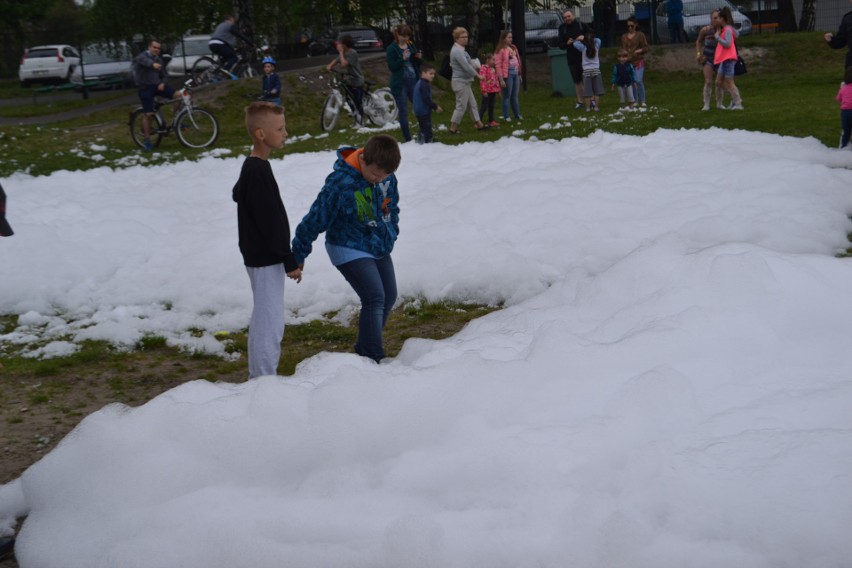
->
xmin=413 ymin=63 xmax=442 ymax=143
xmin=292 ymin=134 xmax=401 ymax=363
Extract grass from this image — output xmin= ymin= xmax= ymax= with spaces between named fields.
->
xmin=0 ymin=32 xmax=846 ymax=178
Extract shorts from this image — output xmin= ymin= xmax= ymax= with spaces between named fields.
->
xmin=568 ymin=61 xmax=584 ymax=85
xmin=717 ymin=59 xmax=736 ymax=78
xmin=138 ymin=84 xmax=175 ymax=113
xmin=582 ymin=71 xmax=605 ymax=97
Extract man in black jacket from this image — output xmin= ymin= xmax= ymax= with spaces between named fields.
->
xmin=558 ymin=10 xmax=589 ymax=109
xmin=825 ymin=3 xmax=852 ymax=71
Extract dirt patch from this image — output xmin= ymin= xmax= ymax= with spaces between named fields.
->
xmin=650 ymin=44 xmax=771 ymax=73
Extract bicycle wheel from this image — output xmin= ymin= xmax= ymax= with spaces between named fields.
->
xmin=320 ymin=91 xmax=343 ymax=131
xmin=366 ymin=88 xmax=398 ymax=126
xmin=175 ymin=108 xmax=220 ymax=148
xmin=129 ymin=108 xmax=165 ymax=149
xmin=191 ymin=56 xmax=227 ymax=86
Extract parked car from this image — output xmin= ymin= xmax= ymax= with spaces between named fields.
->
xmin=308 ymin=26 xmax=384 ymax=56
xmin=166 ymin=35 xmax=213 ymax=77
xmin=656 ymin=0 xmax=752 ymax=42
xmin=523 ymin=10 xmax=564 ymax=54
xmin=70 ymin=43 xmax=133 ymax=88
xmin=19 ymin=44 xmax=81 ymax=86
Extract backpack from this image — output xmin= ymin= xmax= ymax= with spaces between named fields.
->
xmin=439 ymin=54 xmax=452 ymax=80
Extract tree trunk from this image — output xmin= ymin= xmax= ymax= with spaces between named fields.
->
xmin=798 ymin=0 xmax=816 ymax=31
xmin=466 ymin=0 xmax=481 ymax=56
xmin=233 ymin=0 xmax=255 ymax=44
xmin=776 ymin=0 xmax=799 ymax=32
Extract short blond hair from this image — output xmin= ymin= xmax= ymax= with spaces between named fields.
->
xmin=244 ymin=101 xmax=284 ymax=137
xmin=452 ymin=27 xmax=468 ymax=41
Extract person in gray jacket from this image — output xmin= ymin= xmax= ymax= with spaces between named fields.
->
xmin=133 ymin=40 xmax=175 ymax=151
xmin=209 ymin=14 xmax=251 ymax=72
xmin=448 ymin=27 xmax=488 ymax=134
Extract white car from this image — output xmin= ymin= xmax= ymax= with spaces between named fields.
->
xmin=656 ymin=0 xmax=752 ymax=42
xmin=167 ymin=35 xmax=213 ymax=77
xmin=19 ymin=44 xmax=81 ymax=86
xmin=70 ymin=44 xmax=133 ymax=88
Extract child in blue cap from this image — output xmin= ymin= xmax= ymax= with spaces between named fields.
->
xmin=260 ymin=56 xmax=282 ymax=105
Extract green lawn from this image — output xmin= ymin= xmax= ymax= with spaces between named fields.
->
xmin=0 ymin=32 xmax=845 ymax=179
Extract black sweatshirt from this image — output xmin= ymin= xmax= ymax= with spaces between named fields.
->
xmin=232 ymin=157 xmax=299 ymax=271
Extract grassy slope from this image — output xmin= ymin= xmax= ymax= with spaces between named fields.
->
xmin=0 ymin=32 xmax=845 ymax=178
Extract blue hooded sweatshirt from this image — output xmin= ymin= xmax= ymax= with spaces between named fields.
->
xmin=292 ymin=147 xmax=399 ymax=265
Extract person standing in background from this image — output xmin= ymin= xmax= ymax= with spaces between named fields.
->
xmin=386 ymin=24 xmax=421 ymax=142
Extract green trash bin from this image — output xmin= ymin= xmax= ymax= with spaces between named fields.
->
xmin=548 ymin=47 xmax=575 ymax=98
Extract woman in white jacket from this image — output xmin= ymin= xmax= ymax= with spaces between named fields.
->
xmin=449 ymin=27 xmax=488 ymax=134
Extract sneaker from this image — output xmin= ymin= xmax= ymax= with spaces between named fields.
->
xmin=640 ymin=102 xmax=647 ymax=107
xmin=729 ymin=103 xmax=744 ymax=110
xmin=489 ymin=120 xmax=499 ymax=127
xmin=503 ymin=116 xmax=511 ymax=122
xmin=701 ymin=104 xmax=710 ymax=111
xmin=516 ymin=115 xmax=523 ymax=120
xmin=590 ymin=101 xmax=597 ymax=110
xmin=593 ymin=106 xmax=600 ymax=112
xmin=575 ymin=102 xmax=584 ymax=110
xmin=143 ymin=138 xmax=152 ymax=151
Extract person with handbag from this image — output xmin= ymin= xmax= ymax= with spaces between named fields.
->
xmin=713 ymin=6 xmax=744 ymax=110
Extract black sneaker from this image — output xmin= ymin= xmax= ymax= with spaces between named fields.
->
xmin=575 ymin=102 xmax=584 ymax=110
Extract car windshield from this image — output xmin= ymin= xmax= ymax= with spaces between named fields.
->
xmin=174 ymin=38 xmax=210 ymax=57
xmin=682 ymin=0 xmax=734 ymax=17
xmin=82 ymin=46 xmax=130 ymax=64
xmin=525 ymin=12 xmax=561 ymax=30
xmin=26 ymin=48 xmax=58 ymax=59
xmin=343 ymin=30 xmax=377 ymax=41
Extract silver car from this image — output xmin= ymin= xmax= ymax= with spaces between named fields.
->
xmin=167 ymin=35 xmax=213 ymax=77
xmin=523 ymin=10 xmax=564 ymax=54
xmin=71 ymin=44 xmax=133 ymax=87
xmin=656 ymin=0 xmax=752 ymax=42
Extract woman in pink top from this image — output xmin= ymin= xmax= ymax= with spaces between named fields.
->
xmin=713 ymin=6 xmax=743 ymax=110
xmin=495 ymin=30 xmax=523 ymax=121
xmin=837 ymin=66 xmax=852 ymax=148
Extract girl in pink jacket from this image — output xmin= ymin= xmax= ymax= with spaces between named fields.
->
xmin=479 ymin=53 xmax=501 ymax=126
xmin=495 ymin=31 xmax=523 ymax=121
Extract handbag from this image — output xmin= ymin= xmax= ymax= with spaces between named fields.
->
xmin=439 ymin=54 xmax=452 ymax=80
xmin=734 ymin=45 xmax=746 ymax=75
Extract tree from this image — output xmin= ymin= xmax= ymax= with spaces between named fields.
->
xmin=798 ymin=0 xmax=816 ymax=31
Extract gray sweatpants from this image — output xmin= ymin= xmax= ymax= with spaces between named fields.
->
xmin=451 ymin=79 xmax=480 ymax=125
xmin=246 ymin=263 xmax=286 ymax=379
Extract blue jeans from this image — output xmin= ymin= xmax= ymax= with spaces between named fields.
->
xmin=336 ymin=255 xmax=397 ymax=362
xmin=502 ymin=68 xmax=521 ymax=119
xmin=394 ymin=76 xmax=416 ymax=142
xmin=842 ymin=109 xmax=852 ymax=148
xmin=416 ymin=113 xmax=433 ymax=143
xmin=632 ymin=66 xmax=646 ymax=104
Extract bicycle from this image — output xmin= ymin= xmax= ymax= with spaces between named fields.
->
xmin=191 ymin=45 xmax=261 ymax=87
xmin=320 ymin=71 xmax=399 ymax=131
xmin=129 ymin=80 xmax=220 ymax=149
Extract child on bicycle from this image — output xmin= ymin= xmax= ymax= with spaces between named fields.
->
xmin=291 ymin=134 xmax=401 ymax=363
xmin=413 ymin=63 xmax=442 ymax=143
xmin=209 ymin=14 xmax=252 ymax=74
xmin=232 ymin=102 xmax=302 ymax=378
xmin=260 ymin=56 xmax=282 ymax=105
xmin=326 ymin=35 xmax=365 ymax=124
